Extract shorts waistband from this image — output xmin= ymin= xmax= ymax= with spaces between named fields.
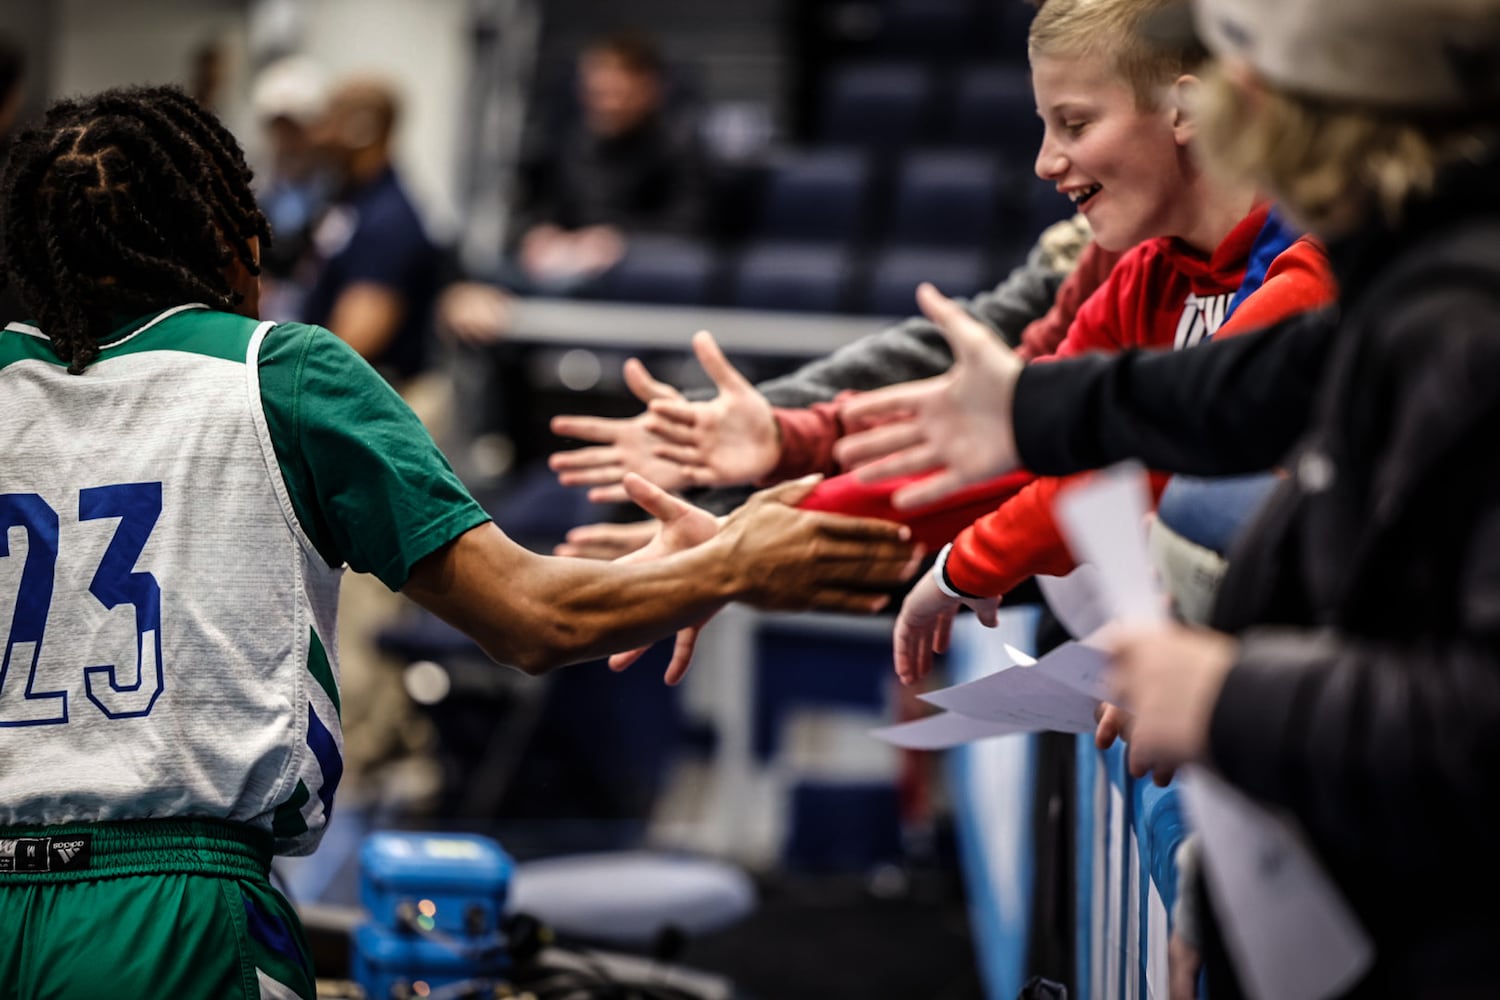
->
xmin=0 ymin=817 xmax=272 ymax=884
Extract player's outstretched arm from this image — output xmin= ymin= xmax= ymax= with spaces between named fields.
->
xmin=402 ymin=477 xmax=921 ymax=675
xmin=834 ymin=283 xmax=1026 ymax=510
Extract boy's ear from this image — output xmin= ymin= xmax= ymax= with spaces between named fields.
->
xmin=1168 ymin=73 xmax=1200 ymax=145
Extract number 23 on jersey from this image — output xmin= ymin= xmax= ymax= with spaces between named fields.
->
xmin=0 ymin=482 xmax=164 ymax=726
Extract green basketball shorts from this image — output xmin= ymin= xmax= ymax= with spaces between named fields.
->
xmin=0 ymin=818 xmax=315 ymax=999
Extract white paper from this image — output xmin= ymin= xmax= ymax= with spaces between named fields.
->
xmin=1182 ymin=768 xmax=1373 ymax=1000
xmin=1032 ymin=640 xmax=1112 ymax=702
xmin=1037 ymin=565 xmax=1112 ymax=640
xmin=868 ymin=711 xmax=1029 ymax=750
xmin=1052 ymin=463 xmax=1166 ymax=625
xmin=919 ymin=660 xmax=1098 ymax=733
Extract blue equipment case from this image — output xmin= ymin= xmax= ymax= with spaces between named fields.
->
xmin=353 ymin=922 xmax=510 ymax=999
xmin=354 ymin=832 xmax=517 ymax=999
xmin=360 ymin=831 xmax=515 ymax=936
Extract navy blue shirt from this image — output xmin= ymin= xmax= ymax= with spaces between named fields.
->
xmin=300 ymin=166 xmax=441 ymax=381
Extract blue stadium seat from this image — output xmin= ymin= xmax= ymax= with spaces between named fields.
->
xmin=871 ymin=0 xmax=977 ymax=59
xmin=756 ymin=149 xmax=873 ymax=243
xmin=594 ymin=235 xmax=717 ymax=306
xmin=818 ymin=63 xmax=934 ymax=152
xmin=862 ymin=246 xmax=989 ymax=316
xmin=729 ymin=242 xmax=853 ymax=313
xmin=949 ymin=65 xmax=1040 ymax=166
xmin=887 ymin=149 xmax=1004 ymax=248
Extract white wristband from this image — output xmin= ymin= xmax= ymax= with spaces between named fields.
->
xmin=932 ymin=543 xmax=979 ymax=600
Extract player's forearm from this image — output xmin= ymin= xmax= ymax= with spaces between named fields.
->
xmin=403 ymin=523 xmax=737 ymax=675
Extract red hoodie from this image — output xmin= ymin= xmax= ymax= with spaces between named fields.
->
xmin=942 ymin=226 xmax=1337 ymax=598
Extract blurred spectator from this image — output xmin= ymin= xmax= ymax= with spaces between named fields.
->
xmin=438 ymin=30 xmax=707 ymax=343
xmin=297 ymin=77 xmax=450 ymax=806
xmin=249 ymin=55 xmax=332 ymax=322
xmin=301 ymin=76 xmax=443 ymax=386
xmin=513 ymin=30 xmax=707 ymax=291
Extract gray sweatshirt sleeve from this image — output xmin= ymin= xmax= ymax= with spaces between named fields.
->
xmin=752 ymin=235 xmax=1069 ymax=408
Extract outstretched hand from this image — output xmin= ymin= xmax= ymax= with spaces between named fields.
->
xmin=717 ymin=476 xmax=924 ymax=614
xmin=643 ymin=331 xmax=782 ymax=488
xmin=549 ymin=358 xmax=692 ymax=504
xmin=554 ymin=518 xmax=658 ymax=560
xmin=608 ymin=473 xmax=723 ymax=684
xmin=833 ymin=283 xmax=1025 ymax=509
xmin=892 ymin=572 xmax=1000 ymax=686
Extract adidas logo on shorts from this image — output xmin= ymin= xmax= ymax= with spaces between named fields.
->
xmin=52 ymin=840 xmax=85 ymax=865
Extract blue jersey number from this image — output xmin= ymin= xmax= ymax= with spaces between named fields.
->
xmin=0 ymin=484 xmax=165 ymax=726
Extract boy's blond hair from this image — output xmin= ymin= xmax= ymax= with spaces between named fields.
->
xmin=1029 ymin=0 xmax=1206 ymax=108
xmin=1195 ymin=66 xmax=1499 ymax=235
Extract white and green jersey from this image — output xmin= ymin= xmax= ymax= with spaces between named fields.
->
xmin=0 ymin=306 xmax=488 ymax=855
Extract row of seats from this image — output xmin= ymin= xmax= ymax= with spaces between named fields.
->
xmin=818 ymin=63 xmax=1040 ymax=159
xmin=854 ymin=0 xmax=1035 ymax=61
xmin=746 ymin=146 xmax=1068 ymax=250
xmin=595 ymin=235 xmax=1023 ymax=315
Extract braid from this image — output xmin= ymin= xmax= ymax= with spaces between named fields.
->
xmin=0 ymin=84 xmax=271 ymax=374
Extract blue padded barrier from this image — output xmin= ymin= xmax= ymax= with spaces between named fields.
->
xmin=946 ymin=607 xmax=1041 ymax=1000
xmin=1075 ymin=739 xmax=1185 ymax=1000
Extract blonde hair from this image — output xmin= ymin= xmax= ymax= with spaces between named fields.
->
xmin=1194 ymin=66 xmax=1499 ymax=235
xmin=1028 ymin=0 xmax=1206 ymax=108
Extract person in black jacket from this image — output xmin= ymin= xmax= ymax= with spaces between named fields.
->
xmin=834 ymin=0 xmax=1500 ymax=995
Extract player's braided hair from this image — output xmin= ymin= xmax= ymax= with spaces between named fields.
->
xmin=0 ymin=84 xmax=271 ymax=373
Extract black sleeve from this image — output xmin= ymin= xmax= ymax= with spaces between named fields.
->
xmin=1210 ymin=284 xmax=1500 ymax=874
xmin=1012 ymin=308 xmax=1338 ymax=477
xmin=1209 ymin=625 xmax=1500 ymax=877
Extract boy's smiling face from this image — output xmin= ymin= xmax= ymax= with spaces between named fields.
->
xmin=1031 ymin=52 xmax=1193 ymax=252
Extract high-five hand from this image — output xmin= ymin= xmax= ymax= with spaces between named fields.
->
xmin=644 ymin=331 xmax=782 ymax=488
xmin=717 ymin=476 xmax=924 ymax=613
xmin=834 ymin=283 xmax=1025 ymax=509
xmin=550 ymin=358 xmax=693 ymax=503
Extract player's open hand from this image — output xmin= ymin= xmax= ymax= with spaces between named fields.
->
xmin=717 ymin=476 xmax=923 ymax=614
xmin=606 ymin=474 xmax=723 ymax=683
xmin=834 ymin=283 xmax=1025 ymax=509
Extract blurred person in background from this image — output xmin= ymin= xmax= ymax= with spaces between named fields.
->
xmin=438 ymin=30 xmax=708 ymax=342
xmin=296 ymin=75 xmax=450 ymax=805
xmin=248 ymin=55 xmax=332 ymax=323
xmin=301 ymin=76 xmax=442 ymax=389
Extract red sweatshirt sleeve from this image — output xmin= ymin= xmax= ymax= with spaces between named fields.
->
xmin=764 ymin=396 xmax=850 ymax=481
xmin=944 ymin=470 xmax=1170 ymax=597
xmin=1015 ymin=242 xmax=1126 ymax=361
